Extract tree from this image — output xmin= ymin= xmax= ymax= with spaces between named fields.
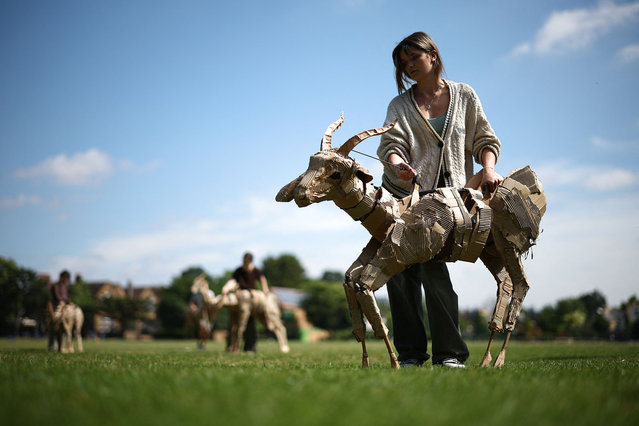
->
xmin=167 ymin=266 xmax=207 ymax=301
xmin=209 ymin=270 xmax=233 ymax=296
xmin=157 ymin=290 xmax=188 ymax=338
xmin=621 ymin=295 xmax=639 ymax=340
xmin=301 ymin=280 xmax=350 ymax=331
xmin=0 ymin=257 xmax=48 ymax=336
xmin=21 ymin=273 xmax=49 ymax=336
xmin=262 ymin=254 xmax=306 ymax=288
xmin=554 ymin=298 xmax=586 ymax=336
xmin=579 ymin=290 xmax=609 ymax=338
xmin=71 ymin=278 xmax=98 ymax=332
xmin=580 ymin=291 xmax=607 ymax=318
xmin=100 ymin=297 xmax=149 ymax=336
xmin=537 ymin=305 xmax=559 ymax=336
xmin=460 ymin=309 xmax=492 ymax=340
xmin=535 ymin=292 xmax=612 ymax=339
xmin=156 ymin=266 xmax=214 ymax=337
xmin=321 ymin=270 xmax=344 ymax=283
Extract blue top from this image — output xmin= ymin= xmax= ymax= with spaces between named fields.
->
xmin=427 ymin=112 xmax=447 ymax=137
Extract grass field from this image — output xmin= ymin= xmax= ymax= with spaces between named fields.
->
xmin=1 ymin=337 xmax=638 ymax=426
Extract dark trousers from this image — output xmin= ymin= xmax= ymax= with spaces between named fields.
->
xmin=387 ymin=261 xmax=469 ymax=364
xmin=243 ymin=315 xmax=257 ymax=352
xmin=226 ymin=314 xmax=258 ymax=352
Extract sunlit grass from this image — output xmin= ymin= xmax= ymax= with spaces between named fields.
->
xmin=1 ymin=338 xmax=638 ymax=426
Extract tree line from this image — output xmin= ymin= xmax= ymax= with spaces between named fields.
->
xmin=1 ymin=255 xmax=638 ymax=341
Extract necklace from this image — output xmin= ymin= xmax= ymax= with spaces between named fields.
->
xmin=417 ymin=83 xmax=444 ymax=111
xmin=425 ymin=95 xmax=435 ymax=111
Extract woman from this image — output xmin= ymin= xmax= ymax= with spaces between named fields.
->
xmin=377 ymin=32 xmax=502 ymax=368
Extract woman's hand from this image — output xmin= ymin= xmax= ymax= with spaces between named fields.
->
xmin=394 ymin=162 xmax=417 ymax=181
xmin=479 ymin=150 xmax=502 ymax=194
xmin=389 ymin=154 xmax=417 ymax=181
xmin=480 ymin=167 xmax=503 ymax=194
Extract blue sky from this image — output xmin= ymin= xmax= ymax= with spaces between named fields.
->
xmin=1 ymin=0 xmax=638 ymax=310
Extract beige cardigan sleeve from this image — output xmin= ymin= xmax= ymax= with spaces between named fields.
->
xmin=467 ymin=85 xmax=501 ymax=164
xmin=378 ymin=101 xmax=411 ymax=164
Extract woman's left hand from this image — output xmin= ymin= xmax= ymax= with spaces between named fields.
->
xmin=480 ymin=167 xmax=503 ymax=194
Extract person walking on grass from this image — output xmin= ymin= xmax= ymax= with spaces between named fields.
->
xmin=221 ymin=252 xmax=270 ymax=352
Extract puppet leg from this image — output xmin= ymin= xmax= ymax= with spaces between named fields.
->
xmin=344 ymin=283 xmax=369 ymax=367
xmin=344 ymin=238 xmax=383 ymax=368
xmin=494 ymin=331 xmax=513 ymax=368
xmin=235 ymin=306 xmax=252 ymax=353
xmin=63 ymin=318 xmax=73 ymax=353
xmin=480 ymin=331 xmax=496 ymax=368
xmin=355 ymin=287 xmax=399 ymax=369
xmin=491 ymin=230 xmax=531 ymax=368
xmin=382 ymin=334 xmax=399 ymax=370
xmin=56 ymin=321 xmax=63 ymax=353
xmin=227 ymin=310 xmax=241 ymax=352
xmin=198 ymin=315 xmax=211 ymax=350
xmin=75 ymin=308 xmax=84 ymax=353
xmin=479 ymin=247 xmax=514 ymax=367
xmin=270 ymin=318 xmax=290 ymax=354
xmin=262 ymin=297 xmax=290 ymax=353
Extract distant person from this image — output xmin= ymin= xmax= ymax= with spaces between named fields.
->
xmin=221 ymin=252 xmax=270 ymax=352
xmin=51 ymin=270 xmax=72 ymax=319
xmin=47 ymin=270 xmax=72 ymax=350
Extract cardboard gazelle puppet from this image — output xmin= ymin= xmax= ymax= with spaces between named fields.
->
xmin=276 ymin=113 xmax=546 ymax=368
xmin=191 ymin=274 xmax=290 ymax=354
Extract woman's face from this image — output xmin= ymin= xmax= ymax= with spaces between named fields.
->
xmin=399 ymin=46 xmax=436 ymax=81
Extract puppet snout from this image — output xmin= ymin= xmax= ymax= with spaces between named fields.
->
xmin=276 ymin=174 xmax=304 ymax=203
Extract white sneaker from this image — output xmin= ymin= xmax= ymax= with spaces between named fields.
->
xmin=441 ymin=358 xmax=466 ymax=368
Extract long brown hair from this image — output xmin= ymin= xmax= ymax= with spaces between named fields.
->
xmin=392 ymin=32 xmax=445 ymax=94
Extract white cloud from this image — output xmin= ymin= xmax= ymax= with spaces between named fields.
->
xmin=535 ymin=160 xmax=638 ymax=191
xmin=512 ymin=1 xmax=639 ymax=55
xmin=590 ymin=136 xmax=610 ymax=148
xmin=585 ymin=168 xmax=636 ymax=190
xmin=118 ymin=158 xmax=162 ymax=173
xmin=591 ymin=135 xmax=639 ymax=153
xmin=339 ymin=0 xmax=385 ymax=8
xmin=618 ymin=43 xmax=639 ymax=62
xmin=14 ymin=149 xmax=161 ymax=186
xmin=15 ymin=149 xmax=113 ymax=185
xmin=511 ymin=42 xmax=532 ymax=56
xmin=0 ymin=194 xmax=44 ymax=209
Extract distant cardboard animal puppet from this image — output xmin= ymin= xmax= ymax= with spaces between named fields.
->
xmin=191 ymin=274 xmax=290 ymax=353
xmin=49 ymin=302 xmax=84 ymax=354
xmin=276 ymin=113 xmax=545 ymax=368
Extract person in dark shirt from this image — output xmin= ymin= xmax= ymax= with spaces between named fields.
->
xmin=51 ymin=270 xmax=71 ymax=315
xmin=221 ymin=252 xmax=270 ymax=352
xmin=47 ymin=270 xmax=71 ymax=350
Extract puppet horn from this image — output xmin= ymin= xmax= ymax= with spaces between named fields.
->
xmin=320 ymin=112 xmax=345 ymax=151
xmin=336 ymin=119 xmax=397 ymax=156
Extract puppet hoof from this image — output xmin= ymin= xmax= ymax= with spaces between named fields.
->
xmin=480 ymin=352 xmax=492 ymax=367
xmin=493 ymin=351 xmax=506 ymax=368
xmin=390 ymin=355 xmax=400 ymax=369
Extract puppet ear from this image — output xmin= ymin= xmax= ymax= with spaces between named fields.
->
xmin=276 ymin=174 xmax=303 ymax=202
xmin=355 ymin=164 xmax=373 ymax=184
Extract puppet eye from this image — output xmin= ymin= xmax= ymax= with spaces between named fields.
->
xmin=329 ymin=171 xmax=341 ymax=180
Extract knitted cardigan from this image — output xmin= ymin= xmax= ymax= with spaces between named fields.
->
xmin=377 ymin=80 xmax=501 ymax=197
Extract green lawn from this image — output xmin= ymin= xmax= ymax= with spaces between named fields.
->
xmin=1 ymin=338 xmax=638 ymax=426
